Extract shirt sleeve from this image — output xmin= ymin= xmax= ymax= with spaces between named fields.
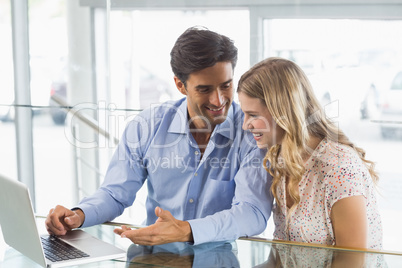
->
xmin=77 ymin=114 xmax=150 ymax=228
xmin=324 ymin=161 xmax=368 ymax=215
xmin=188 ymin=148 xmax=273 ymax=245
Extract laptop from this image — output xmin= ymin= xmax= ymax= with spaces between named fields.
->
xmin=0 ymin=174 xmax=126 ymax=267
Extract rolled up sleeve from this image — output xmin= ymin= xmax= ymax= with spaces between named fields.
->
xmin=189 ymin=148 xmax=273 ymax=245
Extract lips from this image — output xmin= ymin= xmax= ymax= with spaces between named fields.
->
xmin=250 ymin=132 xmax=263 ymax=143
xmin=206 ymin=105 xmax=225 ymax=112
xmin=205 ymin=102 xmax=227 ymax=115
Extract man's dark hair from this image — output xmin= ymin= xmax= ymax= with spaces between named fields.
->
xmin=170 ymin=26 xmax=238 ymax=86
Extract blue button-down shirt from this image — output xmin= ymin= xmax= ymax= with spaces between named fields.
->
xmin=78 ymin=98 xmax=273 ymax=245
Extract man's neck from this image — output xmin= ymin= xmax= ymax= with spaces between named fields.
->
xmin=189 ymin=120 xmax=215 ymax=155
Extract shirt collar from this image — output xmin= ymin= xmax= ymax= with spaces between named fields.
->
xmin=167 ymin=99 xmax=188 ymax=134
xmin=213 ymin=104 xmax=234 ymax=140
xmin=168 ymin=99 xmax=235 ymax=141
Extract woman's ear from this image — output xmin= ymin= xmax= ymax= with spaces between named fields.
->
xmin=174 ymin=76 xmax=187 ymax=96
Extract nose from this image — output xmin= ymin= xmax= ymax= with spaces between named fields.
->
xmin=242 ymin=116 xmax=251 ymax=131
xmin=209 ymin=89 xmax=224 ymax=107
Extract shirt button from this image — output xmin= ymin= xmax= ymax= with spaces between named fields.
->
xmin=194 ymin=173 xmax=198 ymax=176
xmin=195 ymin=151 xmax=199 ymax=155
xmin=189 ymin=199 xmax=194 ymax=203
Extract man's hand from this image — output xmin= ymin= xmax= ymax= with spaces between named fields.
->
xmin=114 ymin=207 xmax=193 ymax=245
xmin=45 ymin=205 xmax=85 ymax=236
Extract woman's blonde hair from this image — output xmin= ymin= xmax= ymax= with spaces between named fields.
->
xmin=237 ymin=57 xmax=378 ymax=210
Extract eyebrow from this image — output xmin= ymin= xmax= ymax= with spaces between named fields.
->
xmin=242 ymin=110 xmax=259 ymax=114
xmin=195 ymin=79 xmax=233 ymax=90
xmin=221 ymin=79 xmax=233 ymax=85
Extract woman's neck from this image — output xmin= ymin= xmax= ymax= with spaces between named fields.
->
xmin=302 ymin=135 xmax=323 ymax=163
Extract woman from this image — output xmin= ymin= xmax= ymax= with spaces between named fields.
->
xmin=237 ymin=57 xmax=382 ymax=249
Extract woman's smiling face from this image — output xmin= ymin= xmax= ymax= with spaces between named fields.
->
xmin=238 ymin=92 xmax=285 ymax=149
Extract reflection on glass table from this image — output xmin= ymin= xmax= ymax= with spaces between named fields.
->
xmin=251 ymin=241 xmax=384 ymax=268
xmin=125 ymin=239 xmax=402 ymax=267
xmin=126 ymin=241 xmax=239 ymax=267
xmin=1 ymin=219 xmax=402 ymax=267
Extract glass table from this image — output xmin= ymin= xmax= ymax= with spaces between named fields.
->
xmin=1 ymin=219 xmax=401 ymax=267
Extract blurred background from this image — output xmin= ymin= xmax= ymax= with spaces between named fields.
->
xmin=1 ymin=0 xmax=402 ymax=254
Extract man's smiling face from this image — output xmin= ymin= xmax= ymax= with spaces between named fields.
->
xmin=175 ymin=61 xmax=234 ymax=130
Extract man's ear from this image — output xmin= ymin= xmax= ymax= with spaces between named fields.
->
xmin=174 ymin=76 xmax=187 ymax=96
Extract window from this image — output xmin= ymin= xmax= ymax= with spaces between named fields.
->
xmin=0 ymin=0 xmax=17 ymax=179
xmin=264 ymin=18 xmax=402 ymax=251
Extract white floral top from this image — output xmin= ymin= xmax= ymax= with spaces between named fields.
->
xmin=272 ymin=138 xmax=383 ymax=249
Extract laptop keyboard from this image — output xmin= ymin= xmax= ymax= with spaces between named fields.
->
xmin=41 ymin=235 xmax=90 ymax=262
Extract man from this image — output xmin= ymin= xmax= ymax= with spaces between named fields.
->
xmin=46 ymin=27 xmax=273 ymax=245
